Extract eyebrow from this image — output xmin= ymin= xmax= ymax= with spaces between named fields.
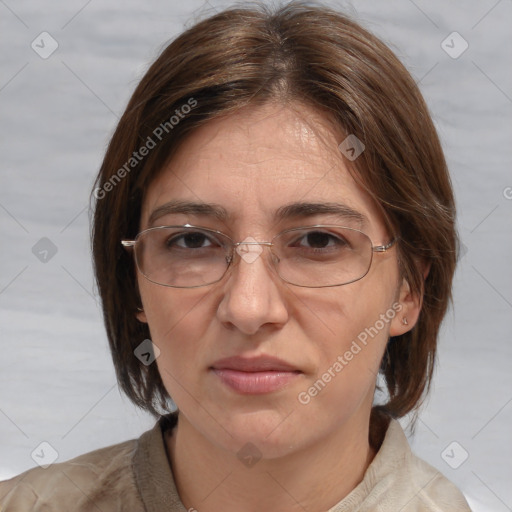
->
xmin=275 ymin=202 xmax=367 ymax=225
xmin=147 ymin=199 xmax=367 ymax=227
xmin=148 ymin=200 xmax=230 ymax=226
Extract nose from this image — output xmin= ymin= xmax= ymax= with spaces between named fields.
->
xmin=216 ymin=242 xmax=289 ymax=335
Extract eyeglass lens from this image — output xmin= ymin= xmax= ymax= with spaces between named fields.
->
xmin=133 ymin=226 xmax=373 ymax=288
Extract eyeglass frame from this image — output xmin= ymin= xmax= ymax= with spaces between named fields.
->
xmin=121 ymin=223 xmax=397 ymax=289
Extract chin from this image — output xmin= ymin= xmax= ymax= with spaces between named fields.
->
xmin=207 ymin=407 xmax=309 ymax=458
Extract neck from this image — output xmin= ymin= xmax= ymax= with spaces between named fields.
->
xmin=166 ymin=411 xmax=376 ymax=512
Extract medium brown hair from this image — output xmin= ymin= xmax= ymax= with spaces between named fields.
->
xmin=92 ymin=1 xmax=457 ymax=422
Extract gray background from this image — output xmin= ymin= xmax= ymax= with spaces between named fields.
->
xmin=1 ymin=0 xmax=511 ymax=510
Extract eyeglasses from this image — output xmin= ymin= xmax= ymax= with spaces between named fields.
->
xmin=121 ymin=224 xmax=396 ymax=288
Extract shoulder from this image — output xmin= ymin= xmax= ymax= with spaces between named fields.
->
xmin=363 ymin=419 xmax=472 ymax=512
xmin=405 ymin=453 xmax=472 ymax=511
xmin=0 ymin=438 xmax=144 ymax=511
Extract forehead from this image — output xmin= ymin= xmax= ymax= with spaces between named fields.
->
xmin=141 ymin=103 xmax=385 ymax=235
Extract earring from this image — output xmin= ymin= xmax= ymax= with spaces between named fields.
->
xmin=402 ymin=317 xmax=408 ymax=325
xmin=137 ymin=306 xmax=144 ymax=312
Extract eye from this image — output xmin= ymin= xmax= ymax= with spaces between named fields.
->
xmin=295 ymin=230 xmax=350 ymax=250
xmin=166 ymin=231 xmax=217 ymax=250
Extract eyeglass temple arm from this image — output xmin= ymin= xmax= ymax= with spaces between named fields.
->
xmin=372 ymin=238 xmax=398 ymax=252
xmin=121 ymin=240 xmax=135 ymax=248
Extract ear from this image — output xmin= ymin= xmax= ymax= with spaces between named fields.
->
xmin=134 ymin=281 xmax=147 ymax=323
xmin=136 ymin=309 xmax=148 ymax=323
xmin=389 ymin=261 xmax=431 ymax=336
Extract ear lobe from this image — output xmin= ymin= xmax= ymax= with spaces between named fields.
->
xmin=136 ymin=309 xmax=148 ymax=323
xmin=422 ymin=260 xmax=431 ymax=280
xmin=389 ymin=277 xmax=423 ymax=337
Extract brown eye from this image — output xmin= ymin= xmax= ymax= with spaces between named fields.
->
xmin=294 ymin=230 xmax=350 ymax=251
xmin=167 ymin=232 xmax=213 ymax=249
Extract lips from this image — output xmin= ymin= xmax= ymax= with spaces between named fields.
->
xmin=212 ymin=355 xmax=299 ymax=372
xmin=210 ymin=355 xmax=302 ymax=394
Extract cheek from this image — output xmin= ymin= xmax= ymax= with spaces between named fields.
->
xmin=294 ymin=289 xmax=395 ymax=432
xmin=301 ymin=278 xmax=398 ymax=394
xmin=311 ymin=281 xmax=394 ymax=354
xmin=138 ymin=282 xmax=211 ymax=387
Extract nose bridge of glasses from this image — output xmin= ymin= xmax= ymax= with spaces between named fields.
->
xmin=233 ymin=240 xmax=273 ymax=247
xmin=230 ymin=238 xmax=276 ymax=266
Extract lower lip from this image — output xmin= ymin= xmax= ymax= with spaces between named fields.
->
xmin=211 ymin=369 xmax=301 ymax=394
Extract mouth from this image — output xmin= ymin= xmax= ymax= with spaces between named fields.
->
xmin=210 ymin=355 xmax=302 ymax=394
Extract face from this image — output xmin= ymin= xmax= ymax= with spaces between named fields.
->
xmin=136 ymin=103 xmax=414 ymax=458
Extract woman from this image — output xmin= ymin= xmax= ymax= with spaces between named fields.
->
xmin=0 ymin=2 xmax=472 ymax=510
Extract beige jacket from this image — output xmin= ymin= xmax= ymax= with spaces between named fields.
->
xmin=0 ymin=414 xmax=471 ymax=511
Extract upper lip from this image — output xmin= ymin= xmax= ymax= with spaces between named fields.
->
xmin=211 ymin=355 xmax=300 ymax=372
